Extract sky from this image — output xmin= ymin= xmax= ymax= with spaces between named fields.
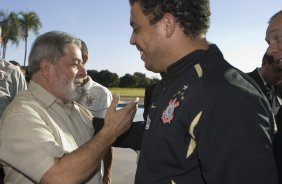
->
xmin=1 ymin=0 xmax=282 ymax=79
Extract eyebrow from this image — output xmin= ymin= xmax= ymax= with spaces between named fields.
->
xmin=71 ymin=56 xmax=82 ymax=63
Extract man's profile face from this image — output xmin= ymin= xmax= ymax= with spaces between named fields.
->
xmin=49 ymin=44 xmax=86 ymax=103
xmin=129 ymin=2 xmax=168 ymax=73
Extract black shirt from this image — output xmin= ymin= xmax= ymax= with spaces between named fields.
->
xmin=135 ymin=44 xmax=278 ymax=184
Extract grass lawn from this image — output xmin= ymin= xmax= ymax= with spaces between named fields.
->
xmin=109 ymin=88 xmax=145 ymax=98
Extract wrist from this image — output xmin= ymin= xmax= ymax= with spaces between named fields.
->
xmin=96 ymin=127 xmax=117 ymax=145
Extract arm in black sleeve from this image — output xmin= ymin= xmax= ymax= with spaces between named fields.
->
xmin=92 ymin=117 xmax=105 ymax=134
xmin=92 ymin=117 xmax=145 ymax=150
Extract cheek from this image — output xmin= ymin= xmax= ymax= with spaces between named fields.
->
xmin=66 ymin=68 xmax=78 ymax=78
xmin=56 ymin=72 xmax=75 ymax=85
xmin=278 ymin=42 xmax=282 ymax=51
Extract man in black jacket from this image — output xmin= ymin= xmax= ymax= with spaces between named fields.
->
xmin=95 ymin=3 xmax=279 ymax=183
xmin=248 ymin=53 xmax=282 ymax=183
xmin=261 ymin=9 xmax=282 ymax=183
xmin=127 ymin=0 xmax=278 ymax=183
xmin=248 ymin=53 xmax=281 ymax=115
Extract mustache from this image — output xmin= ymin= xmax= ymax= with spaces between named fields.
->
xmin=136 ymin=45 xmax=142 ymax=51
xmin=74 ymin=78 xmax=84 ymax=84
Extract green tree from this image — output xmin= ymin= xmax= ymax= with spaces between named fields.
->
xmin=98 ymin=70 xmax=119 ymax=87
xmin=0 ymin=10 xmax=20 ymax=59
xmin=87 ymin=69 xmax=99 ymax=81
xmin=133 ymin=72 xmax=150 ymax=88
xmin=87 ymin=69 xmax=119 ymax=87
xmin=19 ymin=11 xmax=41 ymax=66
xmin=120 ymin=73 xmax=135 ymax=87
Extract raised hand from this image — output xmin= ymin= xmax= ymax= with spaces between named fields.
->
xmin=104 ymin=94 xmax=139 ymax=138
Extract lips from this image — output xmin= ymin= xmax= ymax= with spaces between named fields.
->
xmin=137 ymin=48 xmax=144 ymax=61
xmin=136 ymin=46 xmax=143 ymax=56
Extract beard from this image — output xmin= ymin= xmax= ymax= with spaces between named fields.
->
xmin=54 ymin=68 xmax=82 ymax=103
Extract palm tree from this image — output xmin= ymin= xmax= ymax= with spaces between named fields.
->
xmin=0 ymin=10 xmax=20 ymax=59
xmin=19 ymin=11 xmax=41 ymax=66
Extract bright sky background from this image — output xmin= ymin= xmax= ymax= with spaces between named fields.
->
xmin=1 ymin=0 xmax=282 ymax=79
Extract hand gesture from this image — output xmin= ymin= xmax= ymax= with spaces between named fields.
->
xmin=104 ymin=94 xmax=139 ymax=139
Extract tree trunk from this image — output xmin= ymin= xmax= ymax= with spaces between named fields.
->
xmin=2 ymin=45 xmax=6 ymax=59
xmin=23 ymin=36 xmax=27 ymax=67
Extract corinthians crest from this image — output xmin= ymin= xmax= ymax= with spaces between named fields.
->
xmin=161 ymin=98 xmax=180 ymax=124
xmin=85 ymin=94 xmax=95 ymax=107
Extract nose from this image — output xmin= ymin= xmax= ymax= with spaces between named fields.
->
xmin=78 ymin=64 xmax=87 ymax=78
xmin=266 ymin=43 xmax=278 ymax=56
xmin=266 ymin=43 xmax=282 ymax=70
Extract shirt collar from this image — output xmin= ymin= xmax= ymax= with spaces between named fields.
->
xmin=257 ymin=68 xmax=269 ymax=86
xmin=28 ymin=80 xmax=62 ymax=109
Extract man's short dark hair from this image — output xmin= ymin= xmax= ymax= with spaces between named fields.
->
xmin=28 ymin=31 xmax=81 ymax=75
xmin=129 ymin=0 xmax=210 ymax=38
xmin=80 ymin=40 xmax=88 ymax=56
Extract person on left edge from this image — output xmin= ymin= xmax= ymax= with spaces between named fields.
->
xmin=0 ymin=21 xmax=27 ymax=184
xmin=0 ymin=27 xmax=27 ymax=119
xmin=0 ymin=31 xmax=138 ymax=184
xmin=77 ymin=40 xmax=113 ymax=184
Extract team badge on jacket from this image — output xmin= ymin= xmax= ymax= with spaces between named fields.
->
xmin=161 ymin=98 xmax=180 ymax=124
xmin=85 ymin=95 xmax=95 ymax=107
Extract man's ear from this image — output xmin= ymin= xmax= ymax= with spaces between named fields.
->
xmin=163 ymin=13 xmax=176 ymax=38
xmin=82 ymin=54 xmax=88 ymax=65
xmin=40 ymin=59 xmax=52 ymax=79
